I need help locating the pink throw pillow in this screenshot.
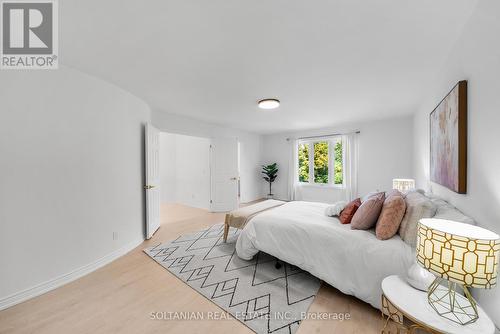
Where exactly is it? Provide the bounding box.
[376,195,407,240]
[351,192,385,230]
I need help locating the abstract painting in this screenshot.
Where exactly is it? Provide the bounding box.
[430,81,467,193]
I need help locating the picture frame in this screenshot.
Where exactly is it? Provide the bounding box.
[429,80,467,194]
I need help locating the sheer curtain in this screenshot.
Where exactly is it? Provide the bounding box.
[287,139,298,201]
[343,132,359,201]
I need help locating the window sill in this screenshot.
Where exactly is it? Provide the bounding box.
[297,183,345,190]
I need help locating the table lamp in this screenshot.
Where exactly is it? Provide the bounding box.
[392,178,415,192]
[416,218,500,325]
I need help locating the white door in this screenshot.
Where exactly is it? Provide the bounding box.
[210,137,239,212]
[145,123,161,239]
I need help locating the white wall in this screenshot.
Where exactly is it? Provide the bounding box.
[413,1,500,326]
[159,132,211,210]
[262,116,414,203]
[159,133,177,203]
[0,66,150,306]
[152,110,263,203]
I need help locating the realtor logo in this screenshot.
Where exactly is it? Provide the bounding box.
[1,0,58,69]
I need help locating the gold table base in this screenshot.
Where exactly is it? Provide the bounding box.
[381,294,442,334]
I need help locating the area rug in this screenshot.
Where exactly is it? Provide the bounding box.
[144,223,321,334]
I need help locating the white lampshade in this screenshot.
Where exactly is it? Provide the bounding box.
[392,178,415,192]
[416,218,500,288]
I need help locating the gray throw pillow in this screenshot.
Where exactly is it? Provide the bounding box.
[426,196,475,225]
[398,192,437,247]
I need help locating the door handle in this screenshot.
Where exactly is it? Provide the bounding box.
[144,185,156,189]
[230,177,237,181]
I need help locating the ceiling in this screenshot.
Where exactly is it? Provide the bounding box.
[61,0,478,134]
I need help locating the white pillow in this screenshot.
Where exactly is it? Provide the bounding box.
[324,201,348,217]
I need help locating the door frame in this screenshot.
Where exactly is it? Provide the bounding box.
[145,123,161,239]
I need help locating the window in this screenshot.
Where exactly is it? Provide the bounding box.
[298,143,309,182]
[314,141,328,183]
[297,137,344,187]
[333,140,343,185]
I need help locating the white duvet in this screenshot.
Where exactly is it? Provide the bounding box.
[235,201,415,309]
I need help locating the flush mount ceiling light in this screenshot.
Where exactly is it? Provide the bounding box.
[258,98,280,110]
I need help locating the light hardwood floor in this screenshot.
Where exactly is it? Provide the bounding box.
[0,203,390,334]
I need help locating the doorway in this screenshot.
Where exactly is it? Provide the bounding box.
[156,132,241,227]
[158,132,211,222]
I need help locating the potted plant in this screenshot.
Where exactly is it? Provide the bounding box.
[262,163,278,199]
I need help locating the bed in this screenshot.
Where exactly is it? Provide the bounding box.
[235,200,415,309]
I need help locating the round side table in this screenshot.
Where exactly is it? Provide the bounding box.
[381,275,495,334]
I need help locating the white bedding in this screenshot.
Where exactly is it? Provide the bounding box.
[235,201,415,309]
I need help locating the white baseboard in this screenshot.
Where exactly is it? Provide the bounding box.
[0,237,144,311]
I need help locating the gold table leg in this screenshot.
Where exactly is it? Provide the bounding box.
[223,214,230,242]
[381,294,406,334]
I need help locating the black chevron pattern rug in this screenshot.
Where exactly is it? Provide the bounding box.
[144,223,321,334]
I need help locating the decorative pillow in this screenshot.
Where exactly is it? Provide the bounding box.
[376,195,407,240]
[339,198,361,224]
[432,201,475,225]
[325,201,348,217]
[398,192,437,247]
[385,189,404,199]
[406,188,426,196]
[351,192,385,230]
[361,191,385,203]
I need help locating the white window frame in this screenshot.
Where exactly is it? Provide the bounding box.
[297,136,345,188]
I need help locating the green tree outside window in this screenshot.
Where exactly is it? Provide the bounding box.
[314,142,328,183]
[297,139,343,186]
[298,143,309,182]
[334,141,343,185]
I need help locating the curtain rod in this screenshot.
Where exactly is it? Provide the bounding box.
[286,130,360,141]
